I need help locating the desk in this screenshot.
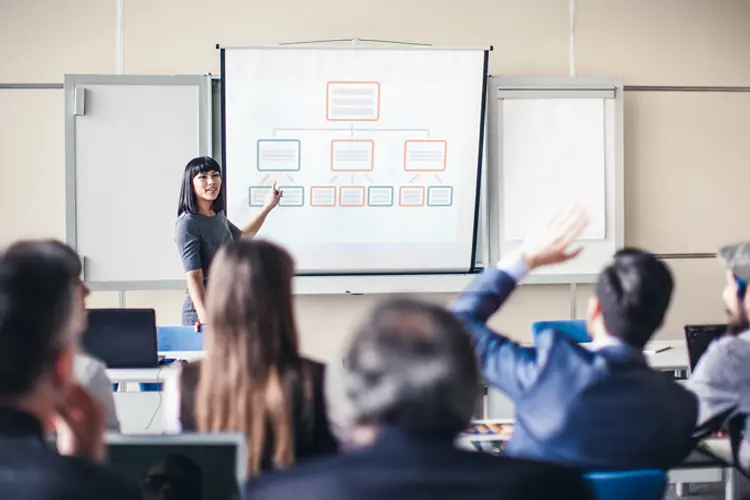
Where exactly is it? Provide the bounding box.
[106,350,203,384]
[107,351,199,434]
[642,340,690,374]
[107,342,692,434]
[107,342,690,385]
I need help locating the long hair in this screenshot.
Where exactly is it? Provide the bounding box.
[177,157,226,217]
[195,239,312,476]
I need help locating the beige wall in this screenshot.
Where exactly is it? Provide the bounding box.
[1,0,749,361]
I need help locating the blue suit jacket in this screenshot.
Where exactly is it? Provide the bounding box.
[450,267,698,470]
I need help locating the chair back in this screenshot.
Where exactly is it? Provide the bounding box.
[584,469,667,500]
[531,319,590,343]
[157,326,204,352]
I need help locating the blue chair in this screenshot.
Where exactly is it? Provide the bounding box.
[157,326,204,352]
[139,326,204,392]
[584,470,667,500]
[531,319,590,343]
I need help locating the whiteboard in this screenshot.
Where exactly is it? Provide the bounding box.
[222,47,489,274]
[490,77,624,283]
[65,75,212,290]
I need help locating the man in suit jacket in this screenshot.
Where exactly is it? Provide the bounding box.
[450,207,697,470]
[246,298,592,500]
[0,240,140,499]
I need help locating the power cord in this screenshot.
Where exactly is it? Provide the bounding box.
[145,364,166,431]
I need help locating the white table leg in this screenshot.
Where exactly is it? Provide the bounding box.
[675,483,689,497]
[725,467,739,500]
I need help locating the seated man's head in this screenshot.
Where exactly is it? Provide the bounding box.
[717,242,750,333]
[0,240,88,417]
[586,249,674,349]
[340,297,480,445]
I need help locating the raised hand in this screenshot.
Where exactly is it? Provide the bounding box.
[264,181,284,210]
[520,205,590,269]
[54,384,107,462]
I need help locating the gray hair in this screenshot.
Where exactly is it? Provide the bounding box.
[338,297,480,436]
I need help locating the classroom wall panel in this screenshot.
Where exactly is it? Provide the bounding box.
[574,284,595,321]
[294,294,381,363]
[624,92,750,253]
[126,290,185,326]
[292,284,571,363]
[123,0,569,76]
[0,0,115,82]
[87,292,123,309]
[576,0,750,85]
[660,259,727,338]
[0,90,65,245]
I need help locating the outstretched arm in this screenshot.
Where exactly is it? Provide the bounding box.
[450,206,590,400]
[241,182,283,237]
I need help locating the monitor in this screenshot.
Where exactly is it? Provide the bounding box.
[82,309,159,368]
[105,433,246,500]
[684,324,728,371]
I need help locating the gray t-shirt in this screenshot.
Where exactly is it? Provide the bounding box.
[175,211,241,313]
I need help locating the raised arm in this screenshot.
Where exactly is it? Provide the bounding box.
[240,182,283,237]
[449,206,589,400]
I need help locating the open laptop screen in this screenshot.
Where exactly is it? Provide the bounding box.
[105,434,245,500]
[684,324,728,371]
[82,309,159,368]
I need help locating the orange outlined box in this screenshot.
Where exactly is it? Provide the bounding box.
[310,186,337,207]
[326,82,381,122]
[330,140,375,172]
[399,186,426,207]
[339,186,366,207]
[404,140,448,172]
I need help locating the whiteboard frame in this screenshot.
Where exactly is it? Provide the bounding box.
[488,77,624,284]
[64,74,213,291]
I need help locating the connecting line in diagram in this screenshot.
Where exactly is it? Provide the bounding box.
[249,81,454,209]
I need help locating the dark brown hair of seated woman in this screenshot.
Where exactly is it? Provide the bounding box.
[191,239,338,477]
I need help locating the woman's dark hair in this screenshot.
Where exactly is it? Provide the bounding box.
[196,239,316,476]
[0,240,82,398]
[177,157,225,217]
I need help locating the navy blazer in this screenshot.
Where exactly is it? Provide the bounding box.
[243,428,592,500]
[450,266,698,470]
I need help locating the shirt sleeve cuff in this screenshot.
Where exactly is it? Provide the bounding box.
[497,253,531,282]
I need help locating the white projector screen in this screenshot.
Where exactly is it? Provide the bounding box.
[222,47,488,274]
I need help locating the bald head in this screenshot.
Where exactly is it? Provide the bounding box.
[341,298,480,437]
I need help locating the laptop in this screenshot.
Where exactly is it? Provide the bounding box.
[684,324,728,372]
[105,433,246,500]
[81,309,159,368]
